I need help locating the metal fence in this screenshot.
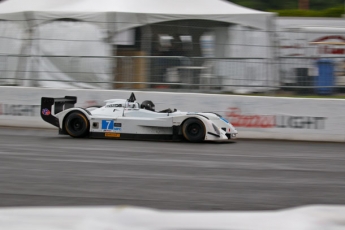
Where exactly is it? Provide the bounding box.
[0,54,277,93]
[0,54,344,95]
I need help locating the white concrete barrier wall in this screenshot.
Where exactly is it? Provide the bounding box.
[0,86,345,142]
[1,205,345,230]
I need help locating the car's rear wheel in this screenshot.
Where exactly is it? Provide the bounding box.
[64,112,89,138]
[182,118,206,142]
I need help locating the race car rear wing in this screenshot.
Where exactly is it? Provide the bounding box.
[41,96,77,127]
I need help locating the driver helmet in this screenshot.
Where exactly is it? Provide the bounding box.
[141,100,155,111]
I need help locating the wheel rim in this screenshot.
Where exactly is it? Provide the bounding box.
[187,123,201,136]
[70,118,84,131]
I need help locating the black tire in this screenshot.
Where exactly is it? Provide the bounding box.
[64,112,89,138]
[182,118,206,142]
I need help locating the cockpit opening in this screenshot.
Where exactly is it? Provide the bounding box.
[127,92,176,113]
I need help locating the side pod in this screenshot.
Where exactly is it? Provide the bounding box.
[41,96,77,127]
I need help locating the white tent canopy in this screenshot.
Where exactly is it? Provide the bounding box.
[0,0,275,31]
[0,0,275,89]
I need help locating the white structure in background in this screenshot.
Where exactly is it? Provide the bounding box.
[113,29,135,46]
[25,21,112,89]
[202,24,275,94]
[0,0,275,89]
[212,17,345,93]
[276,17,345,85]
[200,33,215,58]
[0,0,113,89]
[0,21,25,86]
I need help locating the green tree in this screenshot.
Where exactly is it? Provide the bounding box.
[229,0,296,10]
[228,0,344,11]
[310,0,344,10]
[271,5,344,17]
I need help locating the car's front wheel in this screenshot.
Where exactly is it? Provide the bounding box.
[182,118,206,142]
[64,112,89,138]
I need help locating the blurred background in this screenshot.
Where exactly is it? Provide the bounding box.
[0,0,344,96]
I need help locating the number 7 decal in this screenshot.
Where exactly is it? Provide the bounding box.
[101,120,114,130]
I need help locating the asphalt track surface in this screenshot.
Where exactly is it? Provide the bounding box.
[0,127,344,211]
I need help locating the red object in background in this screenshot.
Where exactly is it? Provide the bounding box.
[299,0,309,10]
[226,107,275,128]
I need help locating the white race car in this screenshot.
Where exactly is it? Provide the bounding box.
[41,93,237,142]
